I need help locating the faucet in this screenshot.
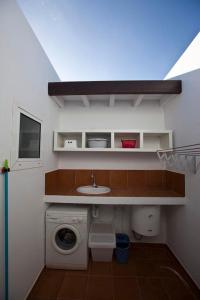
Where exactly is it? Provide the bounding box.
[91,171,98,188]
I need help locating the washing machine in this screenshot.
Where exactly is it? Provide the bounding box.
[46,204,90,270]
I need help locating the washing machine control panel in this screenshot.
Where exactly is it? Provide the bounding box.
[71,217,83,223]
[47,214,86,224]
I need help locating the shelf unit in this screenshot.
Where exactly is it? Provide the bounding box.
[54,130,172,152]
[48,80,182,108]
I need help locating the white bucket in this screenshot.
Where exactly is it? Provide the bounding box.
[87,138,107,148]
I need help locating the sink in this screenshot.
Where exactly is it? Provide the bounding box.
[76,185,111,195]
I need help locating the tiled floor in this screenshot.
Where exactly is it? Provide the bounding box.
[28,244,200,300]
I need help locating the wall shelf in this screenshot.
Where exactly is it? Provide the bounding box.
[54,130,172,153]
[48,80,182,108]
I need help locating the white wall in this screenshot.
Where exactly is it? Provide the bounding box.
[163,68,200,287]
[165,32,200,79]
[0,0,60,299]
[58,102,165,169]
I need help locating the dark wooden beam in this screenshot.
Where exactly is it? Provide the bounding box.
[48,80,182,96]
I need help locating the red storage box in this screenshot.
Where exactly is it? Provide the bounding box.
[121,139,137,148]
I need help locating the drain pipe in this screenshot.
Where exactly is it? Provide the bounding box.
[92,205,99,219]
[2,160,10,300]
[132,230,143,241]
[160,266,197,299]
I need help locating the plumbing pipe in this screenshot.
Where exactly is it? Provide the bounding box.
[132,230,143,241]
[92,205,99,218]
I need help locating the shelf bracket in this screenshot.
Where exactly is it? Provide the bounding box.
[160,95,176,107]
[191,156,200,174]
[51,96,65,108]
[109,95,115,107]
[134,95,144,107]
[81,95,90,107]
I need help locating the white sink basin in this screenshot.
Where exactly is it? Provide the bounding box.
[76,185,111,195]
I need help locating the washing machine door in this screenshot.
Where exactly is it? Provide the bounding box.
[52,224,81,255]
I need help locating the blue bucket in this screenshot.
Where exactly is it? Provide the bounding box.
[115,233,130,264]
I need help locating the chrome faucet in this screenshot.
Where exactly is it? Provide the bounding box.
[91,171,97,187]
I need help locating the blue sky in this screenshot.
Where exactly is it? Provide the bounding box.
[17,0,200,81]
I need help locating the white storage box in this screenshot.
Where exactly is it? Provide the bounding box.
[87,138,107,148]
[64,139,78,148]
[89,223,116,262]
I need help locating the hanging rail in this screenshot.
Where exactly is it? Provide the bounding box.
[157,143,200,174]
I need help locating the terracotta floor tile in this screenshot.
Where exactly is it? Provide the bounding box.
[144,245,175,261]
[161,277,198,300]
[68,262,90,276]
[138,278,169,300]
[27,246,200,300]
[135,260,160,277]
[86,276,114,300]
[130,245,150,260]
[114,277,141,300]
[57,274,87,300]
[131,244,173,262]
[89,262,112,276]
[28,269,65,300]
[68,269,90,276]
[112,260,137,277]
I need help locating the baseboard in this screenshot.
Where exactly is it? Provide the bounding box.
[130,242,166,247]
[165,242,200,291]
[24,265,45,300]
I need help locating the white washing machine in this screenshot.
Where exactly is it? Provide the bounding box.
[46,205,90,270]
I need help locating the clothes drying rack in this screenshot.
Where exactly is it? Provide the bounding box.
[157,143,200,174]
